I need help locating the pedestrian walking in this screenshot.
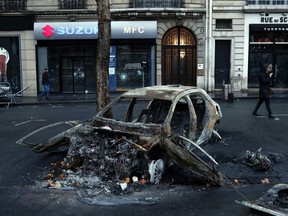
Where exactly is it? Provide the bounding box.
[39,68,50,100]
[252,64,276,118]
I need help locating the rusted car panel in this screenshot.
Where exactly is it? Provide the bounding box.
[17,85,224,185]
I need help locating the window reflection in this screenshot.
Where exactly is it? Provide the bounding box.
[249,30,288,88]
[0,36,20,93]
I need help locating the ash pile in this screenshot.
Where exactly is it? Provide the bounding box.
[38,125,166,205]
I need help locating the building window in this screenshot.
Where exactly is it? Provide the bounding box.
[246,0,288,4]
[37,43,154,93]
[247,0,256,4]
[272,0,285,4]
[116,45,152,90]
[259,0,272,4]
[131,0,181,8]
[248,25,288,88]
[0,0,26,12]
[0,36,21,93]
[216,19,232,30]
[59,0,86,9]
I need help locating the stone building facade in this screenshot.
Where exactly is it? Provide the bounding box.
[0,0,287,96]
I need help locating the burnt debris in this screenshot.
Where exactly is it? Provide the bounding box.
[17,85,225,199]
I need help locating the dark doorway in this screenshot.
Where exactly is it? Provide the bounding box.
[215,40,231,89]
[162,27,197,86]
[60,57,96,93]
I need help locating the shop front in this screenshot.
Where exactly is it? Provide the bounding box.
[34,21,157,94]
[247,13,288,88]
[0,16,34,94]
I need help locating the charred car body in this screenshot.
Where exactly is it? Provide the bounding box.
[17,85,225,186]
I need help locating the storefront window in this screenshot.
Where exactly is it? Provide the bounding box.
[248,25,288,88]
[115,45,152,90]
[37,43,155,93]
[37,45,97,94]
[0,36,20,93]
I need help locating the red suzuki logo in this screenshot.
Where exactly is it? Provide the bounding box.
[42,25,54,38]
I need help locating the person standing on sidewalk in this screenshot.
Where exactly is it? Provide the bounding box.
[252,64,276,118]
[39,68,50,100]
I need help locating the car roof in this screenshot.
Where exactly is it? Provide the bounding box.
[121,85,204,101]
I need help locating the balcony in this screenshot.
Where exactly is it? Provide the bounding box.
[0,0,26,12]
[247,0,288,5]
[59,0,86,9]
[131,0,182,8]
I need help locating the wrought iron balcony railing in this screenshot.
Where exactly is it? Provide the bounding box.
[247,0,288,5]
[0,0,26,12]
[131,0,182,8]
[59,0,86,9]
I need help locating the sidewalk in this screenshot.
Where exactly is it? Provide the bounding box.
[12,93,121,105]
[9,89,288,106]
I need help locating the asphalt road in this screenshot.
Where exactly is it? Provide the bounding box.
[1,98,288,216]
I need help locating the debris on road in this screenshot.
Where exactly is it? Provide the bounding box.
[243,147,271,170]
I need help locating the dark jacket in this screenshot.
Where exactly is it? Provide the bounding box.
[42,71,49,85]
[258,72,272,99]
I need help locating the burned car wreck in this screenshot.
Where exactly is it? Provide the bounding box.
[17,85,225,188]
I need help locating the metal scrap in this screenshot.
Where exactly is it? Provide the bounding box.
[243,147,271,170]
[17,85,225,189]
[236,184,288,216]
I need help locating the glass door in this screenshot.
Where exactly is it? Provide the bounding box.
[73,58,85,93]
[61,57,85,93]
[61,57,73,93]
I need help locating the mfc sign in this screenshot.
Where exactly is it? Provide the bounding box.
[34,21,157,40]
[124,26,145,34]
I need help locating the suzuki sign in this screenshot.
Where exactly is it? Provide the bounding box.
[34,21,157,40]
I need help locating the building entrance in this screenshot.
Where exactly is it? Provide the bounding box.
[162,27,197,86]
[215,40,231,89]
[61,57,96,93]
